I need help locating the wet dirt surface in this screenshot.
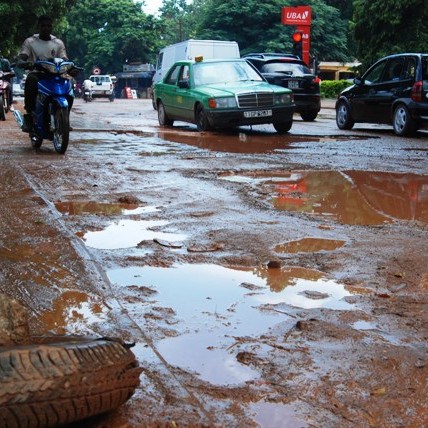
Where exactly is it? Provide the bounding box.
[0,99,427,426]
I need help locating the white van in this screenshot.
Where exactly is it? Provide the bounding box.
[152,39,240,86]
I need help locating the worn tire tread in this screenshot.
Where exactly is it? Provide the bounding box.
[0,337,141,427]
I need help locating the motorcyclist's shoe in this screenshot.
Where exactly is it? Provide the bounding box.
[21,114,33,133]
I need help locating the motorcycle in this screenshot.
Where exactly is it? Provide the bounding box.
[83,87,92,102]
[0,70,15,121]
[14,58,82,154]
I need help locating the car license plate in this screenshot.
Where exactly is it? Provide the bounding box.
[288,80,299,89]
[244,110,272,118]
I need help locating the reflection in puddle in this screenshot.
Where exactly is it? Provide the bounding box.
[82,219,187,249]
[38,290,109,334]
[157,130,318,154]
[275,237,346,253]
[247,400,309,428]
[108,264,355,385]
[220,170,428,225]
[55,200,159,216]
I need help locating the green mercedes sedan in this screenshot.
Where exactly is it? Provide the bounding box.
[153,58,296,133]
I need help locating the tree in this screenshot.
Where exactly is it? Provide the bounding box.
[62,0,161,74]
[354,0,428,70]
[0,0,78,58]
[193,0,351,61]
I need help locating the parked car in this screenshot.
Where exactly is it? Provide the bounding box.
[152,39,240,109]
[89,74,115,101]
[153,57,295,133]
[243,53,321,121]
[336,53,428,136]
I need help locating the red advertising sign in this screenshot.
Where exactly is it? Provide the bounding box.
[282,6,312,26]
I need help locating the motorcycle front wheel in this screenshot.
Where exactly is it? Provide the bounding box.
[53,107,70,154]
[0,95,5,121]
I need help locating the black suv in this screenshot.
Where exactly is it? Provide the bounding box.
[336,53,428,136]
[244,53,321,121]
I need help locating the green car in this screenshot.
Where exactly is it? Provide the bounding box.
[153,58,296,133]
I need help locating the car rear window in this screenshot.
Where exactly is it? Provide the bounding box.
[422,57,428,80]
[261,62,311,76]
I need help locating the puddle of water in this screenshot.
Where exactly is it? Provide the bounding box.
[38,290,109,334]
[220,170,428,225]
[108,264,355,385]
[275,237,346,253]
[55,200,159,216]
[353,320,377,330]
[82,219,187,249]
[157,130,319,154]
[247,400,309,428]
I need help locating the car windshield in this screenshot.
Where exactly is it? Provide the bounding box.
[193,61,263,86]
[261,62,311,76]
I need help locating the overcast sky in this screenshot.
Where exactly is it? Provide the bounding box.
[142,0,163,15]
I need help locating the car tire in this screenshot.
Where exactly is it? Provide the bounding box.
[336,101,354,130]
[393,104,418,136]
[196,104,211,132]
[273,121,292,133]
[300,110,318,121]
[0,336,141,427]
[158,101,174,126]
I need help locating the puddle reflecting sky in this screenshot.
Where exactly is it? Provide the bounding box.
[275,237,346,253]
[220,170,428,225]
[108,264,355,385]
[55,201,159,216]
[82,219,187,249]
[38,290,109,335]
[247,400,309,428]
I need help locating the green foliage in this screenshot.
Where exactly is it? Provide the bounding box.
[0,0,78,58]
[320,80,353,99]
[62,0,160,75]
[354,0,428,70]
[192,0,353,61]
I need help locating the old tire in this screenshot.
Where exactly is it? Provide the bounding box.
[158,101,174,126]
[273,121,292,133]
[196,104,211,131]
[0,336,142,427]
[336,100,354,130]
[393,104,417,136]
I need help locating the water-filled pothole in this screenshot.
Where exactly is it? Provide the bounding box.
[108,264,357,385]
[81,219,187,249]
[38,290,109,334]
[220,170,428,225]
[275,237,346,253]
[55,200,159,216]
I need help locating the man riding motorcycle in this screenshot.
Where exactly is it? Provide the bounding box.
[18,15,68,132]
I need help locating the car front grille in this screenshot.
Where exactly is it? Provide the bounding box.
[237,92,274,108]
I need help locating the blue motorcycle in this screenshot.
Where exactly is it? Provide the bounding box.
[14,58,81,154]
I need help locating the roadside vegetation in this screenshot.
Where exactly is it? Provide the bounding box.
[1,0,427,77]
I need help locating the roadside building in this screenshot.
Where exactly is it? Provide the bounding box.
[114,63,155,99]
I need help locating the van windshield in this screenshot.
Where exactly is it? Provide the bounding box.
[193,61,263,86]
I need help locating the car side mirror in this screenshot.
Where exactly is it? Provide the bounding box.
[178,79,190,89]
[354,77,363,85]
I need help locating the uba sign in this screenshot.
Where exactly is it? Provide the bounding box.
[281,6,312,26]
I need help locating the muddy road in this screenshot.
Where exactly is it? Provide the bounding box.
[0,98,427,427]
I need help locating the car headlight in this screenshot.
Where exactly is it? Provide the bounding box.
[208,97,237,109]
[274,93,293,105]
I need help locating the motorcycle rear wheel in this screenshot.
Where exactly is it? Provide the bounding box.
[53,107,70,154]
[0,336,142,427]
[0,95,5,121]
